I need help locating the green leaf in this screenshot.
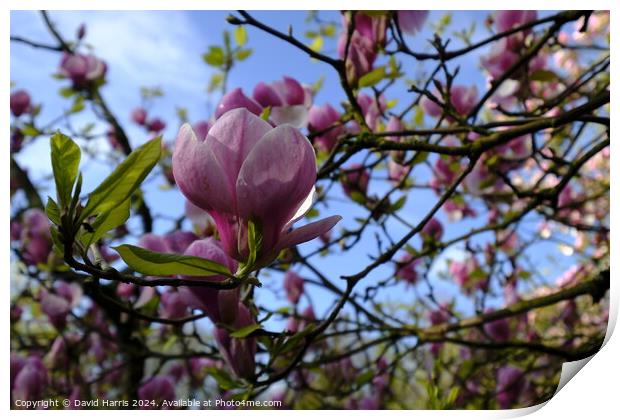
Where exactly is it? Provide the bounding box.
[234,48,252,61]
[113,244,232,277]
[45,197,61,226]
[203,46,225,67]
[70,96,85,113]
[530,69,558,82]
[50,132,81,208]
[229,323,262,338]
[390,196,407,212]
[244,219,263,271]
[358,66,386,88]
[207,73,224,93]
[81,199,130,247]
[259,106,271,121]
[81,136,161,221]
[234,26,247,46]
[204,367,239,390]
[309,35,323,52]
[21,124,40,137]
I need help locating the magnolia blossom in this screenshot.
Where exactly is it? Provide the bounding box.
[496,366,527,408]
[421,85,478,119]
[59,53,107,87]
[138,376,176,404]
[40,281,82,329]
[337,13,386,84]
[284,271,305,304]
[11,356,48,402]
[173,108,341,267]
[214,303,257,379]
[253,76,312,127]
[215,87,262,119]
[180,238,239,324]
[130,107,148,125]
[10,90,31,117]
[397,11,429,35]
[308,103,343,152]
[394,252,420,285]
[449,258,487,294]
[14,209,52,266]
[421,217,444,242]
[483,316,511,342]
[341,164,370,200]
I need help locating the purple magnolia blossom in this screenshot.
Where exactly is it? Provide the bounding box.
[395,252,420,284]
[10,89,31,117]
[138,231,197,255]
[388,160,409,185]
[146,117,166,133]
[341,163,370,199]
[17,208,52,266]
[422,85,478,119]
[130,107,148,125]
[495,10,537,49]
[192,120,211,141]
[253,76,311,128]
[215,87,262,119]
[287,305,316,332]
[138,376,176,404]
[483,316,511,342]
[179,238,239,324]
[337,13,386,84]
[59,53,107,87]
[397,11,429,35]
[449,258,487,294]
[308,103,344,152]
[11,356,48,402]
[40,281,82,329]
[214,303,257,379]
[283,270,304,304]
[421,217,444,242]
[496,366,527,408]
[172,108,341,267]
[159,288,190,319]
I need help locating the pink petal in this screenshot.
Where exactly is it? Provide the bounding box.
[276,215,341,251]
[236,125,317,252]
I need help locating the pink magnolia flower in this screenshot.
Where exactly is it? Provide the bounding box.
[185,199,214,232]
[59,53,107,87]
[11,356,48,402]
[180,238,239,324]
[422,85,478,119]
[483,316,511,342]
[496,366,527,409]
[159,288,190,319]
[421,217,444,242]
[18,208,52,266]
[341,163,370,199]
[337,12,386,84]
[192,120,211,141]
[130,107,148,125]
[146,117,166,133]
[10,90,31,117]
[215,87,262,119]
[284,270,304,304]
[138,231,197,255]
[388,160,409,185]
[253,76,312,128]
[138,376,175,405]
[395,252,420,284]
[172,108,341,267]
[40,281,82,329]
[397,11,429,35]
[449,258,487,294]
[481,38,520,80]
[495,10,537,49]
[286,305,316,332]
[308,103,344,152]
[356,93,386,131]
[214,303,257,379]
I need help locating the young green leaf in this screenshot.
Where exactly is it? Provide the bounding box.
[81,199,130,247]
[229,323,262,338]
[234,26,247,46]
[81,137,161,222]
[113,244,232,277]
[358,66,386,88]
[50,132,81,208]
[45,197,61,226]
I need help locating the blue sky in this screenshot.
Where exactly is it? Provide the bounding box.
[10,10,584,331]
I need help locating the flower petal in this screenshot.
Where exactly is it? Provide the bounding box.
[276,215,341,251]
[236,125,317,252]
